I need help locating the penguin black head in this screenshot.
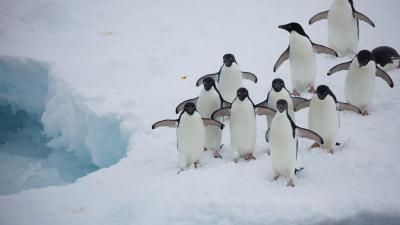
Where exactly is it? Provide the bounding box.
[184,102,196,115]
[203,77,215,91]
[316,85,330,100]
[357,50,375,67]
[237,87,249,101]
[272,78,285,92]
[276,99,288,113]
[278,22,308,37]
[223,54,236,67]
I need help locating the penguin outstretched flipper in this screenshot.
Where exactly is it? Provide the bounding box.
[309,11,328,25]
[336,102,362,114]
[202,118,224,129]
[312,42,338,57]
[211,107,231,119]
[354,11,375,27]
[296,127,324,145]
[152,120,179,129]
[375,68,394,88]
[273,46,289,72]
[255,106,276,117]
[327,61,352,75]
[242,72,258,83]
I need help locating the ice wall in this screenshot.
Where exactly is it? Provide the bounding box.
[0,56,129,194]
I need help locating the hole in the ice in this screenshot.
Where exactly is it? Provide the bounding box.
[0,56,129,195]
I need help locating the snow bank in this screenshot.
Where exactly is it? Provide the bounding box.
[0,56,129,194]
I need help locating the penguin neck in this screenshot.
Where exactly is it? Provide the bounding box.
[223,62,240,72]
[290,31,310,47]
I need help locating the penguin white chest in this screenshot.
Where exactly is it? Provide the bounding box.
[328,1,358,56]
[197,89,222,151]
[218,64,243,103]
[308,96,339,149]
[269,114,296,178]
[230,99,256,156]
[267,90,294,128]
[289,32,316,91]
[345,61,376,110]
[177,113,205,164]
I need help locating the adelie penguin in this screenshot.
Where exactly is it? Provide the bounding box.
[196,54,258,103]
[212,88,275,162]
[327,50,394,116]
[256,78,308,143]
[175,77,231,158]
[372,46,400,71]
[273,22,338,96]
[269,99,324,187]
[295,85,362,154]
[309,0,375,56]
[152,103,224,173]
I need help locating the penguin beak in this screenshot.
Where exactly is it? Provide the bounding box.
[278,24,289,32]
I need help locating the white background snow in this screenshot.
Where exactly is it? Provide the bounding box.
[0,0,400,224]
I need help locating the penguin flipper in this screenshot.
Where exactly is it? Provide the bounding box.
[175,97,199,114]
[202,118,224,129]
[309,11,329,25]
[273,47,290,72]
[256,101,268,108]
[312,43,338,57]
[265,128,270,143]
[293,99,311,112]
[336,102,362,114]
[152,119,179,129]
[242,72,258,83]
[255,106,276,117]
[327,61,351,75]
[355,11,375,27]
[196,73,219,87]
[296,127,324,145]
[292,97,310,112]
[376,67,394,88]
[211,107,231,119]
[221,100,232,108]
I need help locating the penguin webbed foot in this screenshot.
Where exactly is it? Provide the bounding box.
[244,153,256,161]
[272,175,280,182]
[287,179,295,187]
[362,111,369,116]
[307,86,316,94]
[177,168,185,175]
[328,149,335,155]
[213,151,222,159]
[194,161,201,168]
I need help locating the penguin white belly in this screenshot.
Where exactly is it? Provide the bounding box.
[218,64,243,103]
[177,113,205,166]
[230,99,256,157]
[289,32,316,91]
[197,89,222,151]
[308,97,339,149]
[328,3,358,56]
[269,115,296,178]
[267,90,294,128]
[345,61,376,110]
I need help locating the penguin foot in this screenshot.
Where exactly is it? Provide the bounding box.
[267,149,270,156]
[291,89,300,96]
[213,151,222,159]
[204,147,208,151]
[308,86,316,93]
[177,168,184,175]
[310,142,320,148]
[287,179,295,187]
[244,153,256,161]
[233,158,239,163]
[194,161,201,168]
[362,111,369,116]
[272,175,280,181]
[328,149,335,155]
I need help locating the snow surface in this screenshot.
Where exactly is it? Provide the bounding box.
[0,0,400,224]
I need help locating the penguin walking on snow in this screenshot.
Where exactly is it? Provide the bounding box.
[269,100,324,187]
[175,77,231,158]
[196,54,258,103]
[309,0,375,57]
[295,85,362,154]
[212,88,275,162]
[327,50,394,116]
[152,103,224,173]
[274,22,338,96]
[372,46,400,71]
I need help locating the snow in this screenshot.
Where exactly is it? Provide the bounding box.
[0,0,400,224]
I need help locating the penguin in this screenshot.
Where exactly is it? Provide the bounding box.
[309,0,375,56]
[372,46,400,71]
[327,50,394,116]
[175,77,231,158]
[196,54,258,103]
[152,102,224,173]
[269,99,324,187]
[273,22,338,96]
[294,85,362,154]
[212,88,275,161]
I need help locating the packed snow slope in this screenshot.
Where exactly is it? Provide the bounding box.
[0,0,400,224]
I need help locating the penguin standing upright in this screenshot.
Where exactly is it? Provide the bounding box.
[372,46,400,71]
[212,88,275,161]
[295,85,362,154]
[327,50,394,115]
[273,22,338,96]
[269,100,324,187]
[152,103,224,173]
[196,54,258,103]
[175,78,230,158]
[309,0,375,56]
